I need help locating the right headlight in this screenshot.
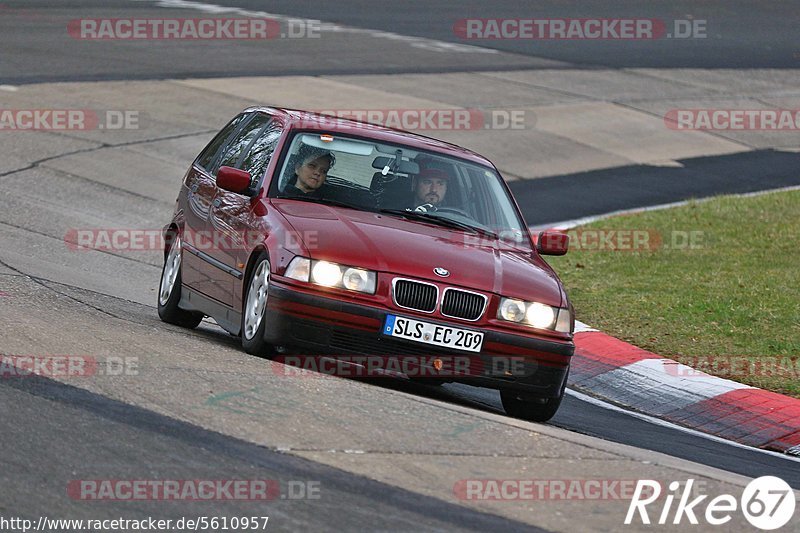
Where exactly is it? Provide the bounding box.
[285,257,376,294]
[498,297,571,333]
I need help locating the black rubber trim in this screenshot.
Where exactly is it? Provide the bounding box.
[183,243,243,279]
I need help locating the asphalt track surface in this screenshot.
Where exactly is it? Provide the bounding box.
[0,376,539,532]
[513,149,800,225]
[440,385,800,489]
[2,1,800,530]
[201,0,800,69]
[4,0,800,81]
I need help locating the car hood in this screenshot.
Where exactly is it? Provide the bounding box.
[274,201,564,306]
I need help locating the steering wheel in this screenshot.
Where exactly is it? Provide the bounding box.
[432,206,473,219]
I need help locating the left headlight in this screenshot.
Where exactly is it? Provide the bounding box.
[285,257,376,294]
[498,297,571,333]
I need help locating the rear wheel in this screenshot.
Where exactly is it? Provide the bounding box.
[241,255,275,357]
[157,233,203,328]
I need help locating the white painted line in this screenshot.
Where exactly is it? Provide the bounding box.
[626,358,752,396]
[566,388,800,464]
[574,357,753,416]
[574,320,598,333]
[728,183,800,199]
[0,85,18,92]
[645,159,685,168]
[138,0,496,54]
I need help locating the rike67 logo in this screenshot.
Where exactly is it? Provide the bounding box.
[626,476,796,530]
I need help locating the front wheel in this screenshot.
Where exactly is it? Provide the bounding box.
[500,370,569,423]
[241,255,275,357]
[157,233,203,328]
[500,390,564,422]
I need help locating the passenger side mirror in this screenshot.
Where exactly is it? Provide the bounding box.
[216,166,252,194]
[536,230,569,256]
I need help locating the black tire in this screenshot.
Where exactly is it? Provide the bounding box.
[500,369,569,422]
[157,233,203,329]
[500,391,563,422]
[241,254,275,357]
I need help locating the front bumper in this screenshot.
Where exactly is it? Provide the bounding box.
[263,280,573,398]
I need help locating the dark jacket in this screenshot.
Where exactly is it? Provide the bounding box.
[282,178,329,198]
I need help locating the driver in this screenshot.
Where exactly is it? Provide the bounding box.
[411,168,449,211]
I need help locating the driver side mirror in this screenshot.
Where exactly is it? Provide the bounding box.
[216,166,252,194]
[536,230,569,256]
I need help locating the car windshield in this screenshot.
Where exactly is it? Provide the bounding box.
[270,132,531,248]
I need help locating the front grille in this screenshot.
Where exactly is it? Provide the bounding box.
[441,289,486,321]
[393,279,437,313]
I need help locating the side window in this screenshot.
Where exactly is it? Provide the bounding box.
[213,113,271,174]
[196,113,250,172]
[465,167,491,226]
[241,121,282,183]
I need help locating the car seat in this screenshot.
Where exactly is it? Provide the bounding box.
[370,172,412,210]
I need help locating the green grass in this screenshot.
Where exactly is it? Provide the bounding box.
[547,189,800,398]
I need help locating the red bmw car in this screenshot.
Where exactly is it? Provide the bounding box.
[158,107,574,421]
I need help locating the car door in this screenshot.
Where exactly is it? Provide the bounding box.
[181,112,252,298]
[202,112,276,307]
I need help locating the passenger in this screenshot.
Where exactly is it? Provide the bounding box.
[283,146,336,197]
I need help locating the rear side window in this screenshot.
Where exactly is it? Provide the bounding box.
[213,114,272,174]
[241,121,283,183]
[195,113,249,172]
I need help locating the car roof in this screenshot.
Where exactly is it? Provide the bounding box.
[242,106,496,169]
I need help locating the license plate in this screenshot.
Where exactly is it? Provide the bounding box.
[382,315,484,353]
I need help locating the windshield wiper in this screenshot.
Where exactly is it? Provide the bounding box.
[379,209,499,238]
[276,195,359,210]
